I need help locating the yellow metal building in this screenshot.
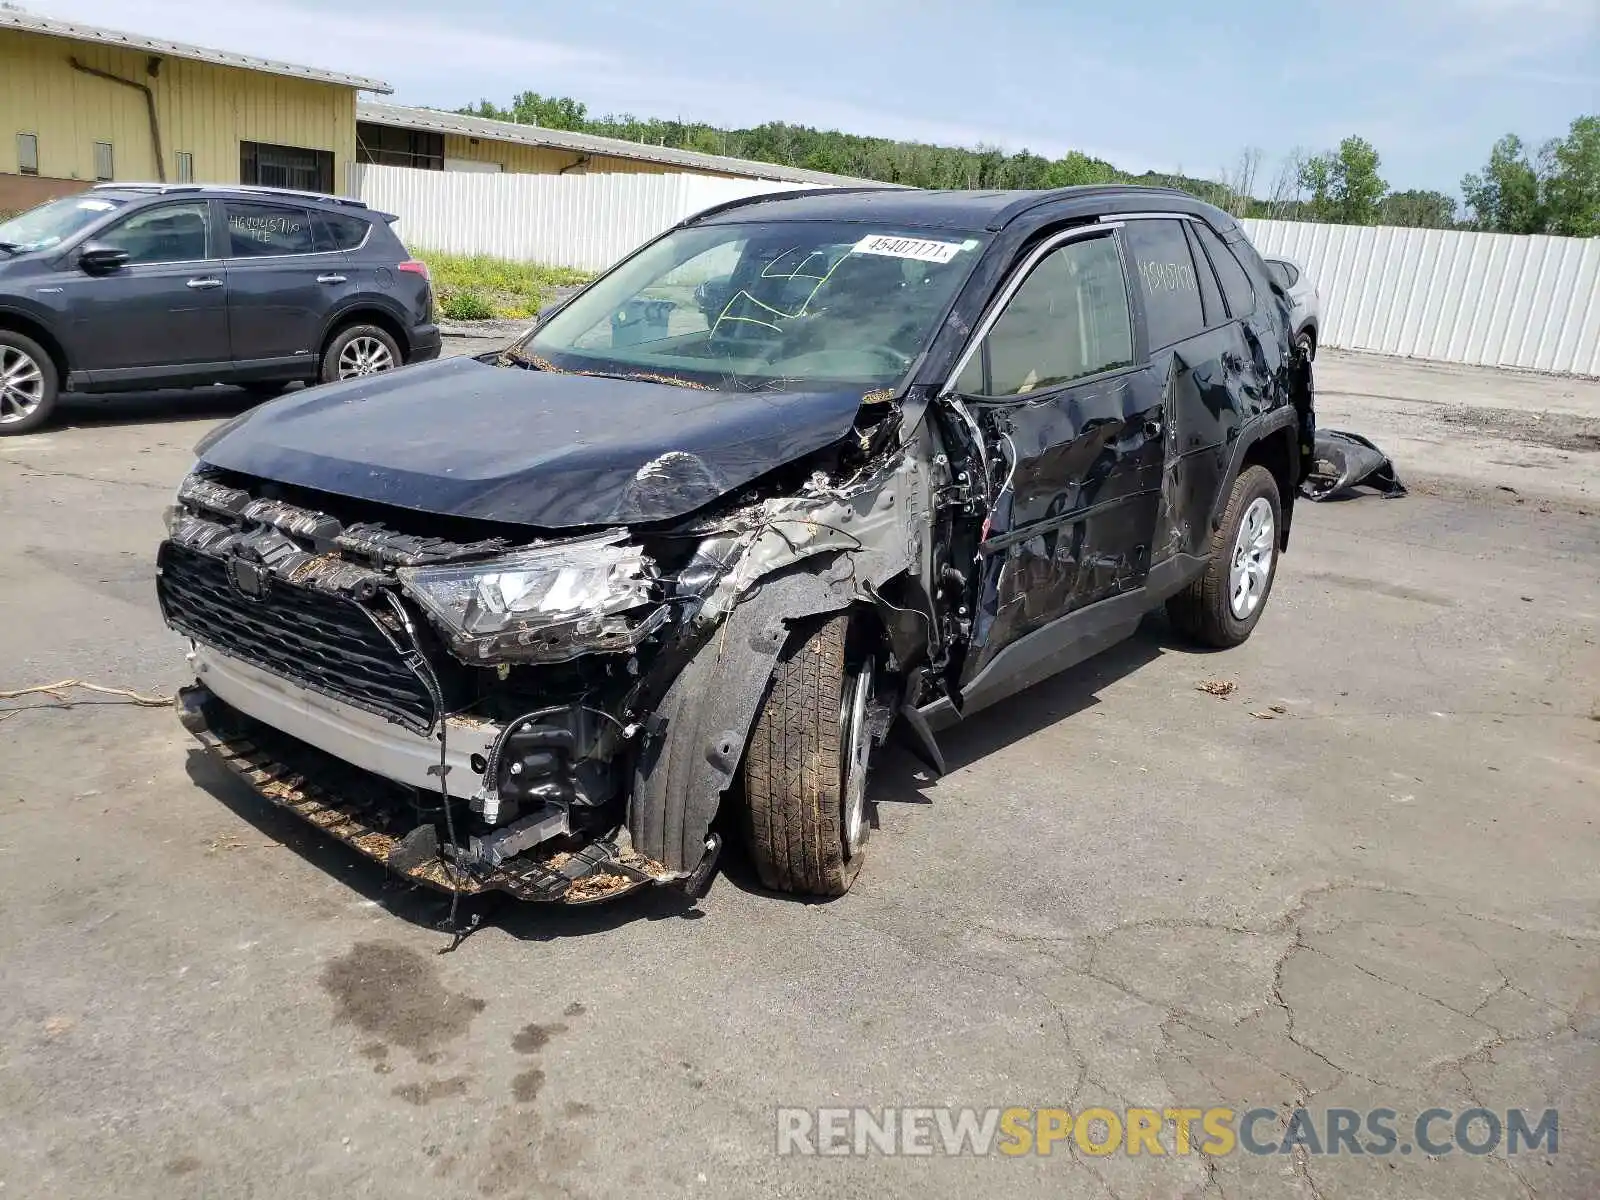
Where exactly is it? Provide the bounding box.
[0,10,390,212]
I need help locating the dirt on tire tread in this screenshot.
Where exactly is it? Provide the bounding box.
[743,614,858,896]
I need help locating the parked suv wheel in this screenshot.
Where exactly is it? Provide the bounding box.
[322,324,401,384]
[0,331,59,436]
[742,613,876,897]
[1167,464,1282,648]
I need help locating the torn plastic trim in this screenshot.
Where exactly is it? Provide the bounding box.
[696,450,929,622]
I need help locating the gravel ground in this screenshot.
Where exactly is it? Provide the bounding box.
[0,348,1596,1199]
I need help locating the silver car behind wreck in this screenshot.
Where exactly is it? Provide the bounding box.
[159,184,1313,904]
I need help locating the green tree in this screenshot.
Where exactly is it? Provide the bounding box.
[1298,136,1387,225]
[1461,134,1545,233]
[1541,115,1600,238]
[1380,189,1459,228]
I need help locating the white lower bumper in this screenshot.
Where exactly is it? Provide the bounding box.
[188,644,501,792]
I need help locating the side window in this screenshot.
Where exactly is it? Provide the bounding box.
[1122,219,1204,349]
[1194,223,1256,318]
[318,212,371,252]
[1183,223,1226,327]
[96,201,209,264]
[960,234,1133,397]
[225,202,317,257]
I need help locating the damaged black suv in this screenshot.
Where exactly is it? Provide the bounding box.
[158,185,1314,905]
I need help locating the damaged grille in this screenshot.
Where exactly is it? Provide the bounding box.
[157,542,435,730]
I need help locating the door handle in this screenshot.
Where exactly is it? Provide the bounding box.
[186,277,223,290]
[316,274,348,284]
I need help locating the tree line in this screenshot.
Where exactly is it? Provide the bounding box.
[455,94,1599,236]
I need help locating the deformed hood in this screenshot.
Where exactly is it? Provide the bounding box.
[197,356,870,528]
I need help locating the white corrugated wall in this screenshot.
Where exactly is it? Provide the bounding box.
[351,167,1600,376]
[1241,219,1600,376]
[353,164,818,273]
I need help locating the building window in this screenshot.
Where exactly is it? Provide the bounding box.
[239,141,335,194]
[93,141,114,181]
[356,122,444,171]
[176,151,194,183]
[17,133,38,176]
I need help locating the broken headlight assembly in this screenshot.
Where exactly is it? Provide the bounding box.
[397,532,668,663]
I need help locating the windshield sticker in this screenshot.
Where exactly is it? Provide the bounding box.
[77,200,116,212]
[852,234,965,264]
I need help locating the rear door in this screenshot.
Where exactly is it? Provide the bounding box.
[1119,216,1244,565]
[950,224,1164,680]
[58,198,229,376]
[220,199,357,368]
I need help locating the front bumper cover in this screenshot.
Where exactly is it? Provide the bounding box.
[177,684,679,904]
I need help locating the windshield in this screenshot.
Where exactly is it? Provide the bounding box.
[0,194,126,253]
[516,220,987,392]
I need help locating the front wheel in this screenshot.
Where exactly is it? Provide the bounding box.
[742,613,876,897]
[1167,464,1282,648]
[321,324,401,384]
[0,331,60,436]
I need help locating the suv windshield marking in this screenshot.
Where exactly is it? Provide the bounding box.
[521,220,988,395]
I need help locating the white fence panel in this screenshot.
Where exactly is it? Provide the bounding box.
[1242,218,1600,376]
[353,164,813,273]
[351,167,1599,375]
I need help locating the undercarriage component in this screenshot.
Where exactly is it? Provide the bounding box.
[177,686,680,904]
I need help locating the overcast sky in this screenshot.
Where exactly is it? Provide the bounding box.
[25,0,1600,195]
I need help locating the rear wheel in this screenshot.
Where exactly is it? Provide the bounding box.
[0,331,59,436]
[321,324,400,384]
[742,613,876,897]
[1167,465,1282,648]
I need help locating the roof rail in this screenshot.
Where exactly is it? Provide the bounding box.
[987,183,1217,230]
[90,182,205,194]
[89,181,368,209]
[230,185,369,209]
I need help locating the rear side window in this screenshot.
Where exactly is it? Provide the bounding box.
[957,233,1133,397]
[317,211,371,252]
[1194,223,1256,317]
[1122,220,1204,349]
[1183,224,1227,327]
[225,202,317,257]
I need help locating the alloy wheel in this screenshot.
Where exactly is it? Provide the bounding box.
[337,336,396,379]
[1228,496,1275,619]
[0,345,45,425]
[839,665,875,857]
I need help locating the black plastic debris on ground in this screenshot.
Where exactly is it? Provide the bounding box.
[1301,430,1408,501]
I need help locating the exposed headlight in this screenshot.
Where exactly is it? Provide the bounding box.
[398,533,666,663]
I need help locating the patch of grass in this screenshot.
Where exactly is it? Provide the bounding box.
[417,251,592,321]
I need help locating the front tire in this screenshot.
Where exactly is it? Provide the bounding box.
[742,613,875,897]
[1167,465,1282,648]
[320,324,401,384]
[0,331,60,436]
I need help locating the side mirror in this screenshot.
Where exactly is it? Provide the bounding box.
[79,243,129,275]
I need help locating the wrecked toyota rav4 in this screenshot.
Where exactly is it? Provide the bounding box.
[158,185,1314,904]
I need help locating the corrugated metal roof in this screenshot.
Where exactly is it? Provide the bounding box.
[356,101,891,188]
[1,10,393,93]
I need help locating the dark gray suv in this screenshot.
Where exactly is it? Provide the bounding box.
[0,183,441,435]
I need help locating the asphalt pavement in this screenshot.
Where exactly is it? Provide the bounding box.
[1,347,1596,1199]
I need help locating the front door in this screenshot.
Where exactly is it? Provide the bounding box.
[950,225,1164,682]
[220,199,356,368]
[58,199,229,376]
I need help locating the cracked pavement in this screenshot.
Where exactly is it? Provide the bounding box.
[1,349,1597,1199]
